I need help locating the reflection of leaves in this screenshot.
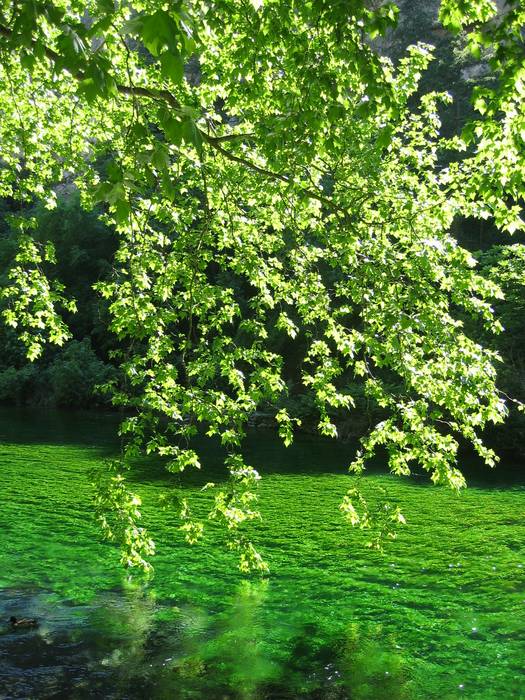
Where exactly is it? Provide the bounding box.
[198,580,278,696]
[340,623,412,700]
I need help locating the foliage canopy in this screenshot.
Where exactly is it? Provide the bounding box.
[0,0,524,570]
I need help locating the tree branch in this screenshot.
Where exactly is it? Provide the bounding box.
[0,22,344,214]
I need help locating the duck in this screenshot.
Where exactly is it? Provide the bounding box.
[9,616,39,629]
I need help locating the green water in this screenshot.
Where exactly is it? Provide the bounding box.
[0,408,523,699]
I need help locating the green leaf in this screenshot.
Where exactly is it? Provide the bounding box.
[162,116,184,145]
[376,125,394,150]
[77,77,100,102]
[141,10,180,56]
[152,146,170,172]
[181,118,202,148]
[160,51,184,83]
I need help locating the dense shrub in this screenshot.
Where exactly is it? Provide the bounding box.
[0,365,39,405]
[45,339,115,407]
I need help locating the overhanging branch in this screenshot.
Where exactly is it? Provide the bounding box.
[0,22,346,215]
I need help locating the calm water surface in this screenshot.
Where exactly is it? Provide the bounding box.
[0,408,523,699]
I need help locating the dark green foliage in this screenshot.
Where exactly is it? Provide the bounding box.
[0,193,118,406]
[0,364,38,405]
[45,338,115,407]
[0,337,114,407]
[30,192,117,355]
[476,245,525,455]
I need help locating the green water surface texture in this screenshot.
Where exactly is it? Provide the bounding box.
[0,408,523,700]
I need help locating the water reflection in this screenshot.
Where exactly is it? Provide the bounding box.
[199,581,279,699]
[0,585,159,698]
[0,583,416,699]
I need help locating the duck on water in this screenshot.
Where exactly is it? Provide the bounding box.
[9,616,39,629]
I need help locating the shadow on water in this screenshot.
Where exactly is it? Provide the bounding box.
[0,406,120,456]
[0,407,523,488]
[127,430,358,489]
[129,434,525,492]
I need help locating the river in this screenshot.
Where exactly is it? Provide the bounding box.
[0,408,523,699]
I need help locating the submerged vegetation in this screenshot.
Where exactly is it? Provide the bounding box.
[0,0,524,571]
[0,409,523,698]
